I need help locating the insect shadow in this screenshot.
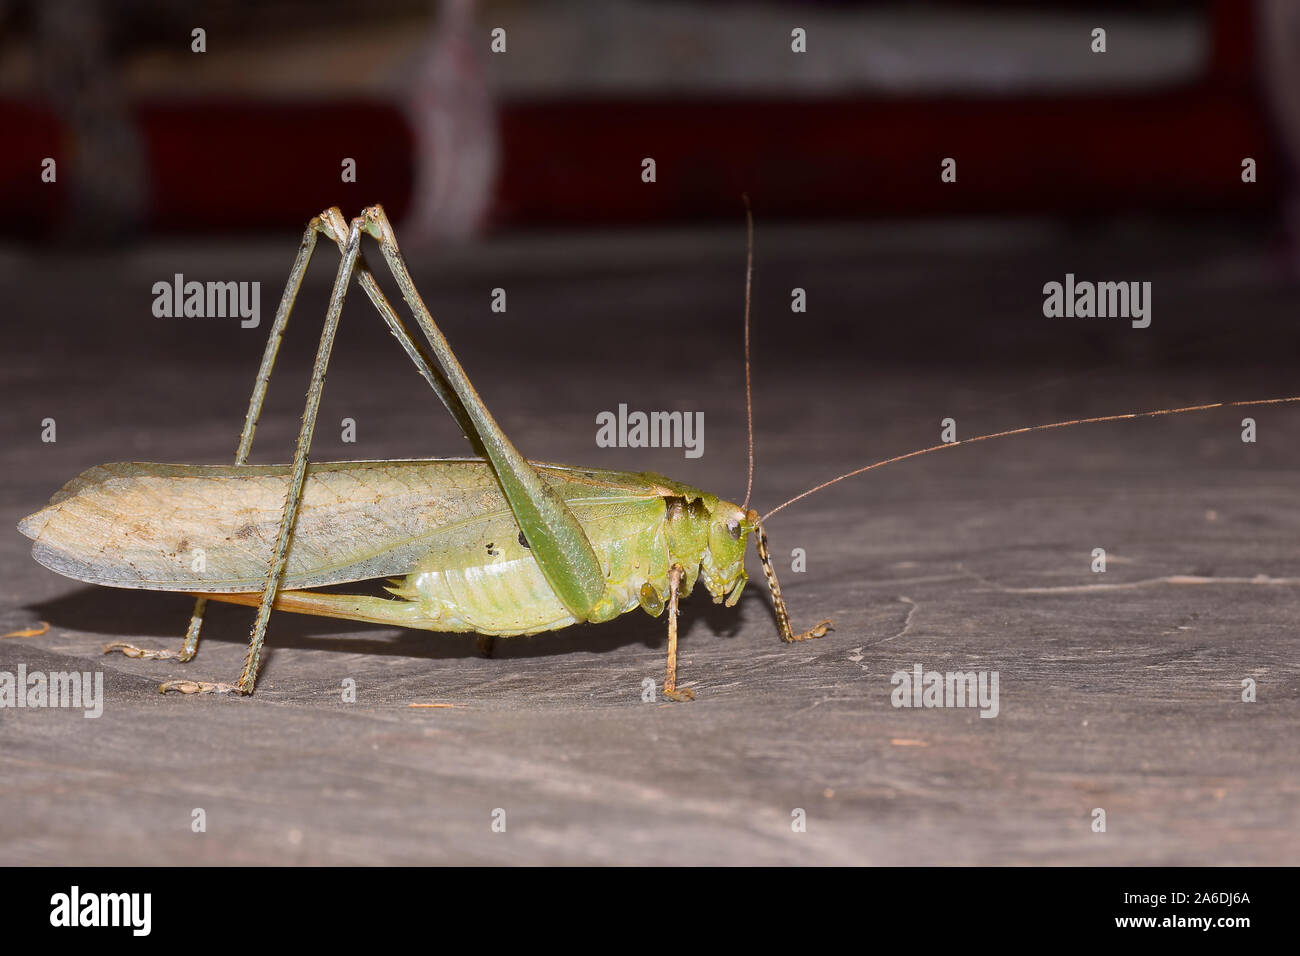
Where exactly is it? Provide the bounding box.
[24,582,755,664]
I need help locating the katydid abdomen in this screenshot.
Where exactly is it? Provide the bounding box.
[389,500,675,635]
[19,458,748,637]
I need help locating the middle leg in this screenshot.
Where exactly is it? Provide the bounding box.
[662,565,695,702]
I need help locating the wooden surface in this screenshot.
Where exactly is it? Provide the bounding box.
[2,221,1298,865]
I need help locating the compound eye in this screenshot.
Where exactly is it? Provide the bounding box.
[725,518,741,539]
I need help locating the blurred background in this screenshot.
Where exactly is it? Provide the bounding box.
[1,0,1296,240]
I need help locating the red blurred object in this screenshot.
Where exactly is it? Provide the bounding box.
[0,0,1284,235]
[494,89,1279,226]
[137,101,416,232]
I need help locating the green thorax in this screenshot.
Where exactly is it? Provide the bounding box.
[644,472,753,607]
[389,468,755,636]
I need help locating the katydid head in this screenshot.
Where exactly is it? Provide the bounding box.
[698,503,755,607]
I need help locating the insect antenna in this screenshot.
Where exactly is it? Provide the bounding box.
[735,197,828,641]
[761,395,1300,522]
[747,394,1300,643]
[741,194,756,511]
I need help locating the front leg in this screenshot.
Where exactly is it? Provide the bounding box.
[754,520,833,643]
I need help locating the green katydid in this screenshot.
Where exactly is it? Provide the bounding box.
[17,203,1300,701]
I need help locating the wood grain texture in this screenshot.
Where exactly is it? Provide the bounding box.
[1,223,1297,865]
